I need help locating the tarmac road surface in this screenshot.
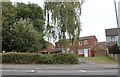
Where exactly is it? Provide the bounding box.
[1,69,119,75]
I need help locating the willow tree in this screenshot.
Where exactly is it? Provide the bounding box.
[44,0,84,50]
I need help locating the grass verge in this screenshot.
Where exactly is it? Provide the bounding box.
[80,56,118,64]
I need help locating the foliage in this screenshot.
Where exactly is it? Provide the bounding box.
[2,2,46,52]
[108,44,120,54]
[44,1,84,49]
[11,19,43,52]
[52,53,79,64]
[2,52,79,64]
[15,2,45,32]
[2,2,17,51]
[92,48,99,53]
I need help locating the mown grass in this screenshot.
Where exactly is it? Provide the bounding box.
[80,56,118,64]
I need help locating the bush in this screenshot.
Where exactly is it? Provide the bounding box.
[2,19,46,52]
[2,52,79,64]
[108,44,120,54]
[52,53,79,64]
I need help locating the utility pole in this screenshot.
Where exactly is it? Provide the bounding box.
[114,0,120,48]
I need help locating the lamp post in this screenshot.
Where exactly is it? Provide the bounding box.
[114,0,120,48]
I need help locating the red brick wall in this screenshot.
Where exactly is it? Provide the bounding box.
[55,36,98,54]
[47,43,54,52]
[95,50,107,56]
[98,42,107,50]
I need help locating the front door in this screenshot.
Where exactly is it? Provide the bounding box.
[84,49,89,57]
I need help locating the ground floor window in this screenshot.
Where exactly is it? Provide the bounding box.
[70,50,74,53]
[78,49,84,54]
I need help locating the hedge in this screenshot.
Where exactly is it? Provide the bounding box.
[108,44,120,54]
[2,52,79,64]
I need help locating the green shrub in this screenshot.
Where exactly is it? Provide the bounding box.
[108,44,120,54]
[52,53,79,64]
[2,52,79,64]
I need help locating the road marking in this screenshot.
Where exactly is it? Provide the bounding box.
[30,70,35,72]
[26,70,36,73]
[35,68,39,70]
[78,70,87,72]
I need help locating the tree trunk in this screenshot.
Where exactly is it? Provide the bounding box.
[63,31,66,53]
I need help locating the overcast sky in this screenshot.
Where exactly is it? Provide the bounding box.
[11,0,120,42]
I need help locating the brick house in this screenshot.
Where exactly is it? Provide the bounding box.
[98,42,107,50]
[105,28,120,59]
[55,35,98,57]
[41,42,54,54]
[105,28,120,47]
[95,42,107,56]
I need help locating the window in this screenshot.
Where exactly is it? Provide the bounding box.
[111,36,115,42]
[71,51,74,53]
[78,50,84,54]
[114,36,118,41]
[107,36,118,42]
[106,37,110,42]
[79,41,82,45]
[84,40,88,45]
[94,42,97,46]
[116,36,119,41]
[100,45,102,48]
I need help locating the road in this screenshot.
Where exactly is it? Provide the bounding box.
[1,59,119,75]
[1,69,118,75]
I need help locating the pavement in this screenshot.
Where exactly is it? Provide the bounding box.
[1,64,118,70]
[1,59,119,75]
[1,59,119,70]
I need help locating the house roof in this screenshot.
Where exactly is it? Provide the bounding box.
[55,35,97,43]
[105,28,120,36]
[98,42,106,44]
[79,35,97,41]
[98,42,106,45]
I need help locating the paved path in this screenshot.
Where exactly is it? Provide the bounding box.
[79,58,97,65]
[1,63,118,70]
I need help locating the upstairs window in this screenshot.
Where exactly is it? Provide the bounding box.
[94,42,97,46]
[99,45,102,48]
[79,41,82,45]
[84,40,88,45]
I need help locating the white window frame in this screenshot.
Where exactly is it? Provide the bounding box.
[79,41,82,45]
[78,50,84,54]
[100,45,102,48]
[84,40,88,45]
[94,42,97,46]
[71,50,74,53]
